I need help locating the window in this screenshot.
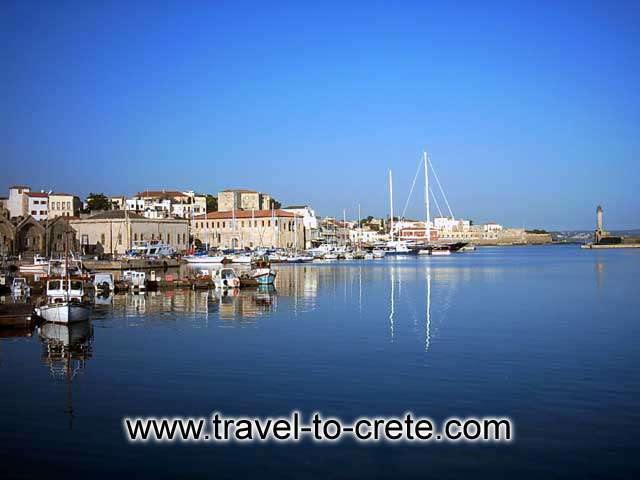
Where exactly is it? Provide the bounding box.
[140,233,144,240]
[151,233,155,240]
[117,233,122,245]
[100,233,106,244]
[167,233,171,243]
[134,233,138,241]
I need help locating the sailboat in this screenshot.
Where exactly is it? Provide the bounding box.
[385,169,412,254]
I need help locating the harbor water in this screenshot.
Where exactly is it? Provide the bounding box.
[1,245,639,478]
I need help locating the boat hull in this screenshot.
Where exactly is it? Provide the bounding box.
[184,256,225,264]
[35,303,91,324]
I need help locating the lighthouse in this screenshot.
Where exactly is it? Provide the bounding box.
[595,205,604,243]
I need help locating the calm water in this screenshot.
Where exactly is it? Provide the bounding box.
[2,245,639,479]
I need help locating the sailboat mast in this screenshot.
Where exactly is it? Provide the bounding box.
[358,203,361,250]
[389,169,394,242]
[424,150,430,243]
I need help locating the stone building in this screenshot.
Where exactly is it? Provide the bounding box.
[191,210,304,249]
[15,216,46,257]
[218,189,275,212]
[45,216,78,257]
[70,210,189,255]
[126,190,206,219]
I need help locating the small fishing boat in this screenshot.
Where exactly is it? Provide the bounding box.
[214,268,240,289]
[323,252,338,260]
[11,277,31,297]
[35,278,91,324]
[239,260,276,287]
[430,246,451,256]
[459,244,476,252]
[372,249,386,258]
[363,252,374,260]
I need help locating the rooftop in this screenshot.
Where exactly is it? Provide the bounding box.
[86,210,145,220]
[135,190,188,198]
[10,185,30,190]
[25,192,48,198]
[283,205,308,209]
[221,189,258,194]
[194,209,298,220]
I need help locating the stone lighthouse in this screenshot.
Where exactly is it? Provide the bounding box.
[595,205,604,243]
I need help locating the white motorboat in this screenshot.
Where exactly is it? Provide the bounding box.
[122,270,146,291]
[92,273,115,292]
[363,252,374,260]
[323,252,338,260]
[35,278,91,324]
[230,254,253,264]
[125,240,175,259]
[214,268,240,289]
[19,255,49,275]
[460,244,476,252]
[11,277,31,297]
[372,249,386,258]
[183,254,226,264]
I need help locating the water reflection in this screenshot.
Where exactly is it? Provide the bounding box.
[38,321,93,430]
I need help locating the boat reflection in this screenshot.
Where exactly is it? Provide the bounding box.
[38,321,93,430]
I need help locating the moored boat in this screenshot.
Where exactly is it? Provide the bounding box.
[35,278,91,324]
[214,268,240,289]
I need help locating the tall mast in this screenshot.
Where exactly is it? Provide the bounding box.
[389,169,394,242]
[343,209,346,247]
[424,150,430,243]
[358,203,361,250]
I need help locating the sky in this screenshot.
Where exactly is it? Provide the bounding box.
[1,0,639,230]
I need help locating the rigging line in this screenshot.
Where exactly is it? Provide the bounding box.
[400,155,424,220]
[430,187,444,217]
[428,155,455,220]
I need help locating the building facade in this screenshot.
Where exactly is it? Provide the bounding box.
[25,192,49,221]
[218,189,275,212]
[49,193,81,218]
[191,210,304,249]
[70,211,189,255]
[6,185,31,218]
[125,190,206,219]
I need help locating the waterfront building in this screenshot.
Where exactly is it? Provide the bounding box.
[349,227,387,245]
[218,189,276,212]
[282,205,319,248]
[48,192,81,218]
[70,210,189,255]
[25,192,49,221]
[125,190,206,219]
[191,209,304,250]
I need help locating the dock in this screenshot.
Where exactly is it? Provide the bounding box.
[0,302,37,329]
[82,258,181,270]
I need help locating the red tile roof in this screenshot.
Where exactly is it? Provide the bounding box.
[25,192,48,198]
[194,209,298,220]
[135,190,187,198]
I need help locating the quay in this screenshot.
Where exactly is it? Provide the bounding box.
[581,243,640,249]
[82,257,180,270]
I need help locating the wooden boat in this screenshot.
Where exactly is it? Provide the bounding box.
[35,278,91,324]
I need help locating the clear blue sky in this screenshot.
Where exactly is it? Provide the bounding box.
[1,1,638,230]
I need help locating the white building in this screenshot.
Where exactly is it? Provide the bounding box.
[25,192,49,221]
[125,190,207,219]
[282,205,319,248]
[349,227,385,244]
